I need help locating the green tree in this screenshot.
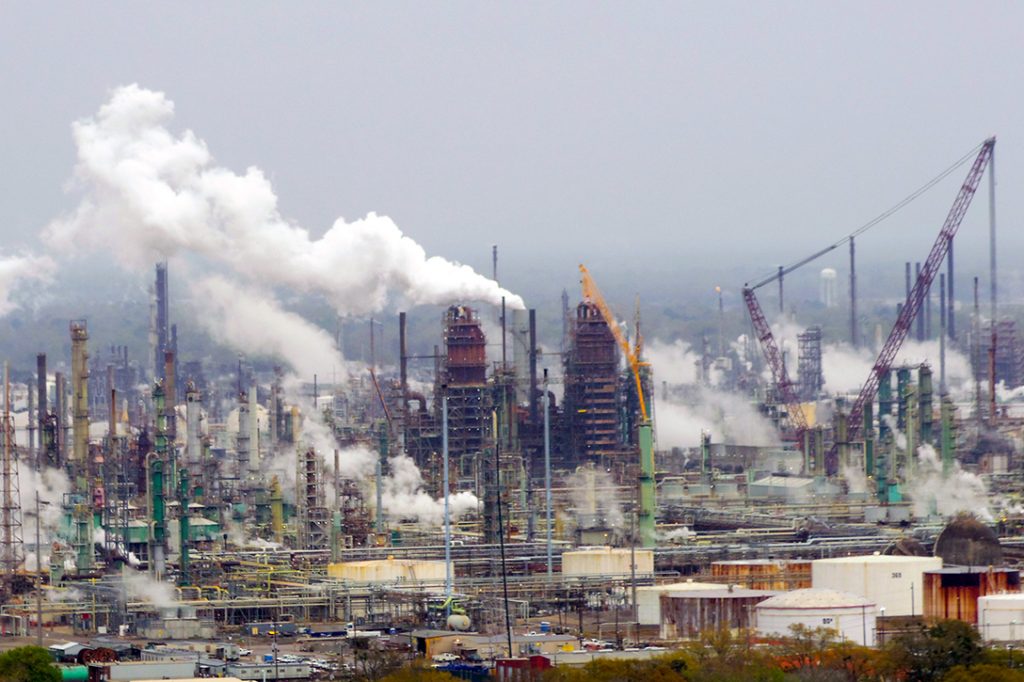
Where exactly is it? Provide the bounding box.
[942,663,1024,682]
[0,645,60,682]
[885,619,983,682]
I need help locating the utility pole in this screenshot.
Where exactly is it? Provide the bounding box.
[36,491,43,645]
[543,371,553,578]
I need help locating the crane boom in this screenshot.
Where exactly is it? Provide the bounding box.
[579,264,657,548]
[845,137,994,440]
[579,264,649,422]
[743,287,809,434]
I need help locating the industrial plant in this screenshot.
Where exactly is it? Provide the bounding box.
[2,87,1024,682]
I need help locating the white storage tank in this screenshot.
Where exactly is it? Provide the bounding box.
[811,554,940,617]
[326,558,446,584]
[562,547,654,578]
[756,588,876,646]
[636,580,722,625]
[979,594,1024,642]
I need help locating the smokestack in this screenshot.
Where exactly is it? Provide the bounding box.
[55,371,66,466]
[947,240,955,343]
[70,320,89,466]
[27,376,35,455]
[154,262,169,382]
[186,382,201,467]
[237,390,250,477]
[778,265,784,314]
[849,237,857,347]
[940,273,947,391]
[399,311,408,424]
[164,350,176,445]
[107,364,117,451]
[248,384,259,474]
[36,353,46,469]
[528,309,538,425]
[915,262,924,341]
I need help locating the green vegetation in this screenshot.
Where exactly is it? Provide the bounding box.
[0,645,61,682]
[376,621,1024,682]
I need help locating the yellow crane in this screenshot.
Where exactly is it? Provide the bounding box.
[578,264,656,547]
[578,265,649,422]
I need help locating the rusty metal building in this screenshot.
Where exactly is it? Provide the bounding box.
[563,302,622,465]
[659,587,776,639]
[923,567,1021,624]
[711,560,812,591]
[437,306,491,490]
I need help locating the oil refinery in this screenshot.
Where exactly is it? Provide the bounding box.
[1,83,1024,681]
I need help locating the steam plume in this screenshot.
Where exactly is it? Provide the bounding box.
[0,254,55,316]
[45,84,524,313]
[192,275,345,379]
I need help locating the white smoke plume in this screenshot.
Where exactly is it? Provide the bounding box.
[17,463,71,541]
[656,387,780,449]
[645,339,701,386]
[0,254,55,316]
[45,84,523,313]
[268,386,478,527]
[841,462,869,495]
[565,466,624,529]
[822,339,973,397]
[380,454,478,525]
[122,569,179,609]
[192,275,346,379]
[657,527,694,542]
[906,444,992,521]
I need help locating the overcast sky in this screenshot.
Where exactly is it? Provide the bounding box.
[2,2,1021,302]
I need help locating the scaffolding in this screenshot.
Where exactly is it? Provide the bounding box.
[797,326,823,401]
[438,306,490,495]
[296,448,329,551]
[0,379,23,576]
[564,302,622,464]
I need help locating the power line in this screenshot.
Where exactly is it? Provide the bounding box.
[748,140,986,290]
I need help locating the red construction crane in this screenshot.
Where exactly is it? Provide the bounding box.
[843,137,995,450]
[743,286,808,435]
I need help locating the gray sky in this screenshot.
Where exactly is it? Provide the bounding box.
[2,2,1022,302]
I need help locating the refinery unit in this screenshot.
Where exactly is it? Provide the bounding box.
[1,107,1024,680]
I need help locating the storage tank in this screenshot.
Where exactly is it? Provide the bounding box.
[979,594,1024,642]
[712,559,811,590]
[326,558,447,583]
[934,514,1003,566]
[756,588,876,646]
[660,587,776,640]
[561,547,654,578]
[636,580,721,625]
[923,567,1020,624]
[811,554,941,616]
